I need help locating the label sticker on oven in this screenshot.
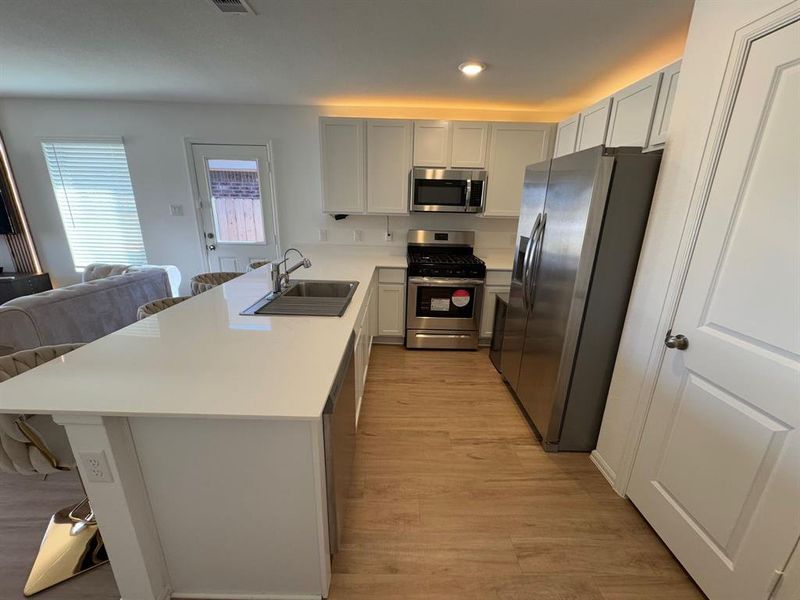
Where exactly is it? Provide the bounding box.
[431,298,450,312]
[451,289,471,308]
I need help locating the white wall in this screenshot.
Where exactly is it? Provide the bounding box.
[0,99,518,293]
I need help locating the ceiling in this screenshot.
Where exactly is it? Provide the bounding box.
[0,0,694,119]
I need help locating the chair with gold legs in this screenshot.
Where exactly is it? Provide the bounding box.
[0,344,108,596]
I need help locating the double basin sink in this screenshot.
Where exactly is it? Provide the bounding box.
[241,280,359,317]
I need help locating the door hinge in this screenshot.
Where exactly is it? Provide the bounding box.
[767,569,785,598]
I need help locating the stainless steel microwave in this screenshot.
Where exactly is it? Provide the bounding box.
[410,168,487,213]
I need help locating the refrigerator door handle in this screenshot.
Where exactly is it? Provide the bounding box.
[525,212,547,309]
[521,213,542,311]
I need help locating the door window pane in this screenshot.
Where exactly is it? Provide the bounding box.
[206,159,265,243]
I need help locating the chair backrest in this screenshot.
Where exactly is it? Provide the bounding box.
[0,269,171,355]
[190,272,242,295]
[0,344,82,475]
[137,295,190,320]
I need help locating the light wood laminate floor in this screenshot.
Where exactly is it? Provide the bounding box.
[328,346,706,600]
[0,346,705,599]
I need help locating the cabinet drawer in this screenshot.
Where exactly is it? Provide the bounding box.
[378,268,406,284]
[485,270,512,286]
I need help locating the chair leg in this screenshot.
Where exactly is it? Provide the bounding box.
[24,497,109,596]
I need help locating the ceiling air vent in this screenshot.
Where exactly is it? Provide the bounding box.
[207,0,255,14]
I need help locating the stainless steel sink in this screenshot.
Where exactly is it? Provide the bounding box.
[241,280,359,317]
[282,281,355,298]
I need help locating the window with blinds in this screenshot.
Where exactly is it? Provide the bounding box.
[41,139,147,270]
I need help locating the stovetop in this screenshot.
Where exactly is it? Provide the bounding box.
[407,249,486,279]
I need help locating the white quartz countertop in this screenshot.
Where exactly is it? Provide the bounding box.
[0,251,405,420]
[0,247,512,420]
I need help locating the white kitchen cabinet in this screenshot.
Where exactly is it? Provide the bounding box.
[413,120,451,167]
[377,283,405,337]
[647,60,682,147]
[450,121,489,168]
[484,123,553,217]
[606,72,662,148]
[366,119,412,214]
[553,113,580,158]
[320,117,365,214]
[479,284,510,341]
[576,98,612,151]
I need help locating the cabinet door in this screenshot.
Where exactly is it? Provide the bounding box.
[367,120,412,214]
[320,118,365,214]
[484,123,553,217]
[378,283,405,336]
[413,121,451,167]
[451,121,489,168]
[606,72,662,148]
[553,113,580,157]
[647,60,682,147]
[479,285,509,339]
[576,98,612,151]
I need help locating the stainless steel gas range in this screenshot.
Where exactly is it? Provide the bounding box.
[405,230,486,350]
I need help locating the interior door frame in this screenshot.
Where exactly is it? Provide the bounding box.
[183,138,281,273]
[599,2,800,498]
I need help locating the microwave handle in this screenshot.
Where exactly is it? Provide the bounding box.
[464,179,472,212]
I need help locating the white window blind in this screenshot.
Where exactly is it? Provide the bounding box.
[41,139,147,270]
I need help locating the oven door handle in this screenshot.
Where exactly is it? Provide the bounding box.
[407,277,485,286]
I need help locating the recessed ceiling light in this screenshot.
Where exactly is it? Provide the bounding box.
[458,62,486,77]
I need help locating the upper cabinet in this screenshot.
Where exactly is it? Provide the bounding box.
[484,123,553,218]
[553,60,682,158]
[366,120,413,214]
[553,113,579,158]
[606,71,662,148]
[647,60,681,147]
[320,118,365,214]
[450,122,489,168]
[320,117,553,217]
[413,120,489,169]
[413,120,451,167]
[576,97,612,152]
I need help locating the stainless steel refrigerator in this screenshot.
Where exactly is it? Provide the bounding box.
[502,146,662,451]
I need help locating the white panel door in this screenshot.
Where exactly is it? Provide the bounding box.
[320,118,365,214]
[191,144,278,273]
[378,283,405,336]
[576,98,612,151]
[484,123,552,217]
[366,120,412,214]
[648,60,682,147]
[606,72,661,147]
[413,120,451,167]
[553,113,580,157]
[629,22,800,600]
[450,121,489,168]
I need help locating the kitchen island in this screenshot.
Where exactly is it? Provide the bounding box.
[0,247,510,600]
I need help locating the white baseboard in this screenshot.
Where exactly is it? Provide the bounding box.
[590,450,624,498]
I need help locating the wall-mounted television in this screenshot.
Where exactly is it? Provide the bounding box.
[0,158,17,234]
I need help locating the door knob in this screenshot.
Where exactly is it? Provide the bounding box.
[664,330,689,350]
[207,244,216,251]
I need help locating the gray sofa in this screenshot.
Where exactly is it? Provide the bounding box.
[0,269,171,355]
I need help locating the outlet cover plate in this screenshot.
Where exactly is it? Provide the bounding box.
[80,451,114,483]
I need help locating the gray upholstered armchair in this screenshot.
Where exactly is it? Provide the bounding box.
[0,344,108,596]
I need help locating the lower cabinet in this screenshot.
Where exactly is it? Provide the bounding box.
[480,271,512,343]
[376,268,406,340]
[377,283,406,337]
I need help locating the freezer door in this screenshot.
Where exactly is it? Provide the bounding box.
[501,159,550,391]
[516,147,614,446]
